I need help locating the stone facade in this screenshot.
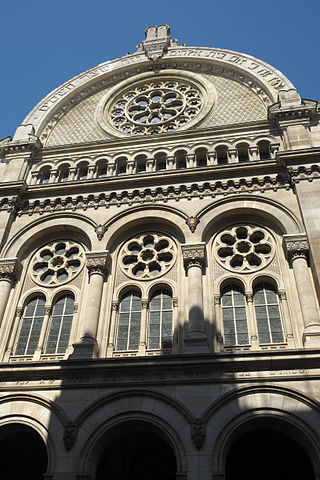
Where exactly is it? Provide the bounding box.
[0,25,320,479]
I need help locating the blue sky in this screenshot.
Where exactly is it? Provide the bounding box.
[1,0,319,139]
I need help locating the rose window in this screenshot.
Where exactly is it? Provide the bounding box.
[120,234,176,279]
[110,81,202,135]
[31,241,84,286]
[214,226,275,272]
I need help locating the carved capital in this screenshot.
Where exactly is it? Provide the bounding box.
[278,290,287,301]
[15,307,23,318]
[0,258,22,283]
[246,294,253,303]
[214,295,221,305]
[186,216,200,233]
[190,418,206,450]
[173,297,178,308]
[283,234,309,264]
[86,251,110,276]
[44,306,52,316]
[111,301,119,311]
[142,300,149,309]
[182,243,206,270]
[63,421,78,452]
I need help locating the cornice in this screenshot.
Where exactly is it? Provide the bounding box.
[10,172,291,217]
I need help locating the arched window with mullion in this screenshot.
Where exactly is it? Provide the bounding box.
[148,289,173,349]
[221,284,249,346]
[45,294,74,354]
[15,296,46,356]
[116,290,141,351]
[253,282,284,344]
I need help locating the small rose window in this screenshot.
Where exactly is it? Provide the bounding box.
[120,234,176,279]
[214,225,275,272]
[31,241,84,286]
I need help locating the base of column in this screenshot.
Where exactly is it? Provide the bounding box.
[69,335,98,359]
[184,332,210,354]
[303,324,320,347]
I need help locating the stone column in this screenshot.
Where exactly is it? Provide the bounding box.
[3,307,23,361]
[138,300,148,355]
[71,251,110,358]
[127,161,135,175]
[68,167,76,181]
[33,305,51,360]
[228,148,238,163]
[246,293,259,348]
[284,235,320,346]
[107,301,118,357]
[0,258,21,328]
[278,290,295,348]
[249,146,259,161]
[146,158,154,172]
[182,244,209,353]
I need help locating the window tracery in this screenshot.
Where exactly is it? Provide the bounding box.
[31,241,84,286]
[45,294,74,354]
[253,283,284,344]
[148,289,173,349]
[116,290,142,351]
[221,285,249,346]
[15,296,46,356]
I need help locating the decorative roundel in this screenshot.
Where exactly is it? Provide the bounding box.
[120,234,176,280]
[213,225,275,272]
[31,241,84,286]
[95,71,216,138]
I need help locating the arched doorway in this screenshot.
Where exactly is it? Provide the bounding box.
[96,421,177,480]
[225,423,314,480]
[0,423,48,479]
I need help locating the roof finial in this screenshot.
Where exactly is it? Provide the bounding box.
[136,24,178,62]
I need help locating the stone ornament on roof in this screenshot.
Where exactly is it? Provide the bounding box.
[136,25,178,62]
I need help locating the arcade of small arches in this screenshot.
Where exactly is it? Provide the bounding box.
[30,139,278,185]
[0,387,318,480]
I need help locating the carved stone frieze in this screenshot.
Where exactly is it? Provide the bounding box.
[86,251,110,276]
[190,418,206,450]
[0,258,22,283]
[182,244,206,270]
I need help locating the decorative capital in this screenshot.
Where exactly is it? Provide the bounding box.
[85,251,110,276]
[142,300,149,309]
[0,258,22,283]
[186,216,200,233]
[190,418,206,450]
[173,297,178,308]
[182,243,206,270]
[44,306,52,316]
[63,421,78,452]
[95,224,107,241]
[15,307,23,318]
[278,290,287,301]
[246,294,253,303]
[111,301,119,311]
[214,296,221,305]
[283,234,309,264]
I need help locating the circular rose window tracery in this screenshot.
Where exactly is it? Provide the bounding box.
[213,225,275,272]
[120,234,176,280]
[95,71,216,138]
[31,241,84,286]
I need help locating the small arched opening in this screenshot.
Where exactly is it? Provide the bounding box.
[216,145,228,165]
[136,155,147,173]
[257,140,271,160]
[0,423,48,479]
[116,157,127,175]
[237,143,250,163]
[195,147,208,167]
[175,150,187,169]
[95,420,177,480]
[224,417,315,480]
[155,152,167,171]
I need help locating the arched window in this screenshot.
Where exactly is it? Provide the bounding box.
[39,167,51,184]
[45,294,74,354]
[237,143,250,163]
[78,161,89,180]
[253,283,284,344]
[136,155,147,173]
[257,140,271,160]
[216,145,228,165]
[116,291,142,351]
[15,296,46,356]
[155,152,167,171]
[148,289,173,349]
[58,164,69,182]
[175,150,187,169]
[195,148,208,167]
[221,284,249,346]
[96,159,108,178]
[116,157,127,175]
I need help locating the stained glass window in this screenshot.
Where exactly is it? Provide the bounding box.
[254,283,284,344]
[15,296,45,356]
[148,289,173,349]
[116,291,141,351]
[45,294,74,354]
[221,285,249,346]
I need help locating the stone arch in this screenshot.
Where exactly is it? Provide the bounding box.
[199,195,303,242]
[3,213,96,259]
[198,385,320,478]
[103,205,189,252]
[74,389,191,477]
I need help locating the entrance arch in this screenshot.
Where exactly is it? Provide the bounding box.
[0,423,48,480]
[224,418,315,480]
[95,420,177,480]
